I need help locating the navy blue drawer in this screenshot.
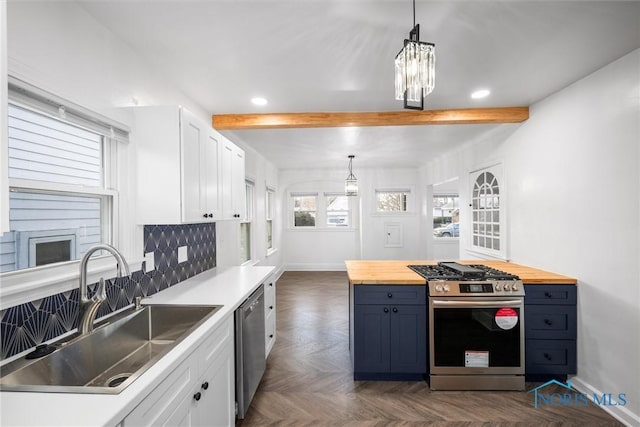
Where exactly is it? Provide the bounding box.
[525,285,576,305]
[526,339,576,374]
[354,285,426,305]
[525,305,576,339]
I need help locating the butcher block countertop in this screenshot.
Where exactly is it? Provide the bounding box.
[345,260,577,285]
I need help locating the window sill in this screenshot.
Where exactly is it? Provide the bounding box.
[287,227,356,232]
[266,248,278,257]
[433,237,460,243]
[0,257,144,310]
[370,212,416,217]
[241,259,260,267]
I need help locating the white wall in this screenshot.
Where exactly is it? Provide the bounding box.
[279,167,427,270]
[422,49,640,424]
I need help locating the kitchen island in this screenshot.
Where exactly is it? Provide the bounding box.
[346,260,577,384]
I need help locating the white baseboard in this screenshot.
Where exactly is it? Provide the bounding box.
[570,376,640,426]
[284,263,346,271]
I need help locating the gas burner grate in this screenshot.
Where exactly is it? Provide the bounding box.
[408,263,520,281]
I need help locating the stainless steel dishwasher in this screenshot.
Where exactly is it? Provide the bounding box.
[235,284,266,419]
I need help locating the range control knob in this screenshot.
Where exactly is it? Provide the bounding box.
[495,284,503,291]
[435,285,444,292]
[511,283,519,291]
[443,284,450,292]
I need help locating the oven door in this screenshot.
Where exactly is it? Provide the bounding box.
[429,297,524,375]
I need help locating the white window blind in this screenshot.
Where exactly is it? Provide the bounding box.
[8,77,129,144]
[8,105,103,187]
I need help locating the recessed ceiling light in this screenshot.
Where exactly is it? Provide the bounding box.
[471,89,491,99]
[251,97,268,106]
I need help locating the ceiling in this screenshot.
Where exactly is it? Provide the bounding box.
[79,0,640,170]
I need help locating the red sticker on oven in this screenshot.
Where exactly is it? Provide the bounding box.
[495,307,518,330]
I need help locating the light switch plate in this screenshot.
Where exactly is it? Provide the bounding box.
[144,252,155,272]
[178,246,188,263]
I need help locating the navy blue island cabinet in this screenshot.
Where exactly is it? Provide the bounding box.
[349,285,427,380]
[524,284,577,380]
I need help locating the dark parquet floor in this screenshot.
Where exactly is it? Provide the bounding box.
[237,271,622,426]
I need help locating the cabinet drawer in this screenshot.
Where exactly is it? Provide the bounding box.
[354,285,426,305]
[525,305,576,339]
[526,339,576,374]
[525,285,576,305]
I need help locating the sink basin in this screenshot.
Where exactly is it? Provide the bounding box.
[0,304,222,394]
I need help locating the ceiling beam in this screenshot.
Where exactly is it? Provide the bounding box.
[212,107,529,130]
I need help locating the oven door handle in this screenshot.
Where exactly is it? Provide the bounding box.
[432,299,522,307]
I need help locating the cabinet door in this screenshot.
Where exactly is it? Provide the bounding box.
[389,305,427,374]
[219,138,246,220]
[354,305,390,373]
[203,131,220,220]
[193,337,235,427]
[181,108,205,223]
[231,147,246,218]
[219,140,234,219]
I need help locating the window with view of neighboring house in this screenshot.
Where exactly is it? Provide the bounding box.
[0,102,119,273]
[292,193,317,227]
[376,189,409,213]
[325,193,349,227]
[433,194,459,238]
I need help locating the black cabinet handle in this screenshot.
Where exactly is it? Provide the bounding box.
[193,392,202,401]
[383,307,389,313]
[387,293,393,298]
[392,307,398,313]
[544,292,553,298]
[269,305,273,310]
[202,214,208,218]
[201,382,209,390]
[543,353,552,361]
[208,213,214,218]
[544,319,553,326]
[269,283,273,287]
[269,334,274,338]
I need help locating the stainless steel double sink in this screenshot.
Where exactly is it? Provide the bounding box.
[0,304,222,394]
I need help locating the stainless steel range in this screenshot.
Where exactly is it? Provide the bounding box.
[408,262,525,391]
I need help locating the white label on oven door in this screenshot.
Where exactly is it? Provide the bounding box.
[465,351,489,368]
[495,307,519,330]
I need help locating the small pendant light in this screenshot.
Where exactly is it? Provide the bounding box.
[345,155,358,196]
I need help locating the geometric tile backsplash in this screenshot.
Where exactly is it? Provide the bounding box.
[0,223,216,360]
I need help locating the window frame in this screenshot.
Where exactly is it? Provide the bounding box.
[432,193,460,240]
[239,180,254,265]
[0,80,139,310]
[291,192,318,228]
[265,186,275,253]
[468,163,507,259]
[324,192,351,228]
[287,191,355,231]
[374,188,412,215]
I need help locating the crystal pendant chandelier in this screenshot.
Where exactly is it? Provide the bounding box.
[394,0,435,110]
[345,155,358,196]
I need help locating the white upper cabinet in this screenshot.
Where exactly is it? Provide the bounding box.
[180,109,219,223]
[219,138,246,220]
[133,106,221,224]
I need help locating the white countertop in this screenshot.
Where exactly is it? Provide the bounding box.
[0,265,275,427]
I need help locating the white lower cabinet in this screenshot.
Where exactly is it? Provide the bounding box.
[123,316,234,427]
[264,276,277,357]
